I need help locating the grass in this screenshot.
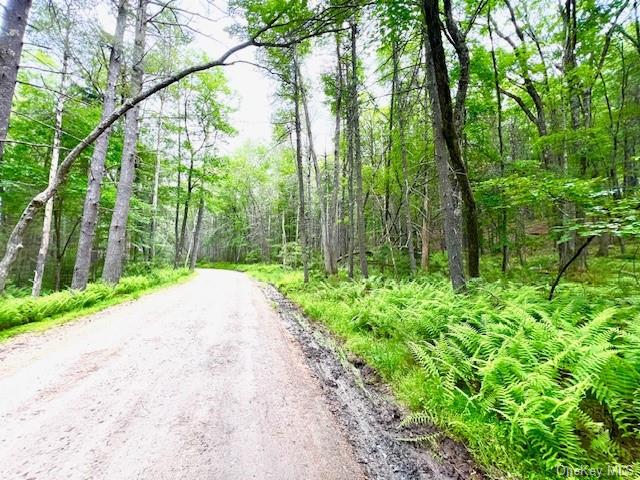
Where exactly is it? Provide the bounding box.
[0,268,193,342]
[223,262,640,480]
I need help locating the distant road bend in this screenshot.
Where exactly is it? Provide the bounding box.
[0,269,365,480]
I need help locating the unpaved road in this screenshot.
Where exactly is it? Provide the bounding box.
[0,270,365,480]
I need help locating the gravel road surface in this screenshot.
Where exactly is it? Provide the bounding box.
[0,269,365,480]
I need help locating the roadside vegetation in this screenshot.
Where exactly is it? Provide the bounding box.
[1,0,639,478]
[224,260,640,480]
[0,268,192,341]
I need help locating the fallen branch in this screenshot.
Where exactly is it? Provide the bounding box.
[548,235,596,301]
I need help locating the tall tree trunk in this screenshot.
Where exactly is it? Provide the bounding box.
[560,0,586,271]
[178,152,194,264]
[399,92,416,275]
[72,0,127,289]
[422,0,479,280]
[623,130,637,193]
[297,63,336,275]
[292,48,309,283]
[102,0,147,284]
[188,193,205,271]
[347,89,355,279]
[488,11,508,273]
[0,0,31,163]
[423,30,465,291]
[420,177,431,271]
[330,34,343,273]
[149,93,165,262]
[350,20,368,278]
[384,40,399,234]
[32,30,70,297]
[173,126,183,267]
[53,203,62,291]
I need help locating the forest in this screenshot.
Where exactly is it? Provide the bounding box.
[0,0,639,478]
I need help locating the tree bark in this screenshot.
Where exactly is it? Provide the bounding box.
[72,0,127,289]
[488,11,508,273]
[32,24,70,297]
[188,194,205,271]
[350,20,368,278]
[298,63,336,275]
[423,29,465,291]
[422,0,479,280]
[102,0,148,284]
[292,48,309,283]
[420,177,431,272]
[0,0,32,162]
[178,149,195,265]
[330,34,343,273]
[399,94,416,275]
[150,93,165,262]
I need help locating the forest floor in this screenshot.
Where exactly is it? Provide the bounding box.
[0,269,474,479]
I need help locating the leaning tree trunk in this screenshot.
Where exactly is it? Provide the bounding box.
[0,21,257,294]
[71,0,127,289]
[102,0,148,284]
[350,20,368,278]
[32,38,69,296]
[292,48,309,283]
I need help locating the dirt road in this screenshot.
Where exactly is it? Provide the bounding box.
[0,270,365,480]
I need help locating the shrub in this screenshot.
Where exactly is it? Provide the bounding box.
[0,268,190,332]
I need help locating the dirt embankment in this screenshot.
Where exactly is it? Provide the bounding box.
[261,283,484,480]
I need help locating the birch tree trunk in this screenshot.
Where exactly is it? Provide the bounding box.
[72,0,127,289]
[32,35,70,297]
[102,0,148,284]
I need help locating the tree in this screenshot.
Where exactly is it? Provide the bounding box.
[102,0,149,284]
[0,0,32,224]
[32,0,72,297]
[0,0,32,162]
[71,0,127,289]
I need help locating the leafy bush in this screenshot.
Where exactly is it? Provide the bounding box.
[0,268,190,331]
[239,264,640,479]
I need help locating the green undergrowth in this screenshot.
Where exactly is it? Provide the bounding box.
[229,263,640,480]
[0,268,193,341]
